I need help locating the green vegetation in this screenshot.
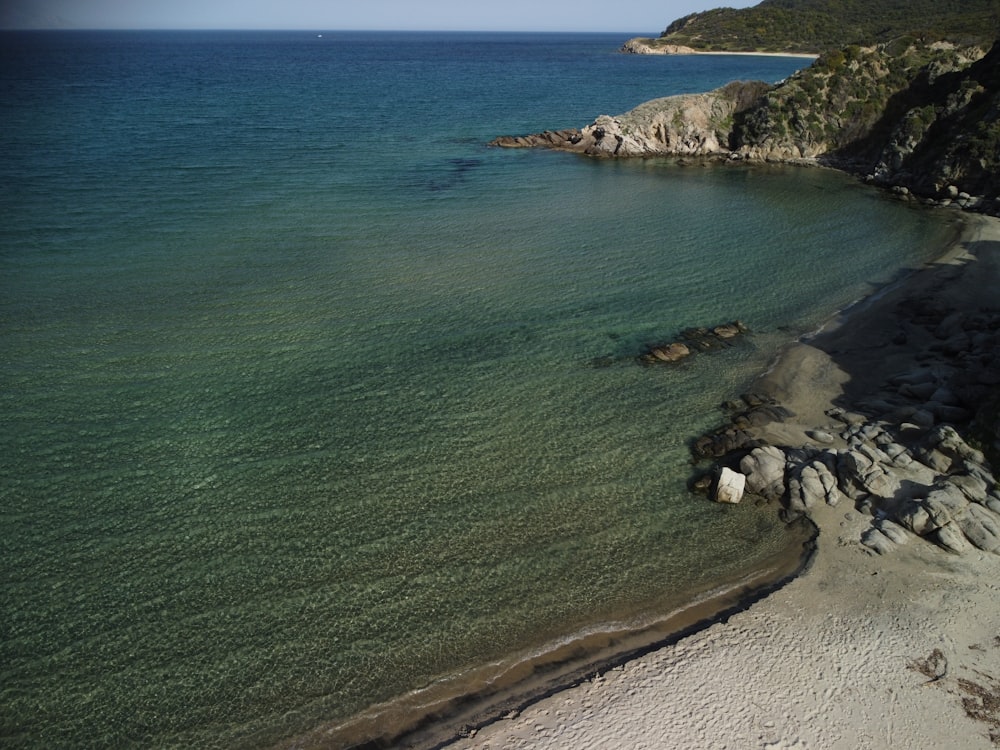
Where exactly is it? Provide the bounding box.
[731,39,1000,200]
[644,0,1000,54]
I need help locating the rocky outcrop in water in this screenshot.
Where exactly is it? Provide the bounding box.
[639,321,749,365]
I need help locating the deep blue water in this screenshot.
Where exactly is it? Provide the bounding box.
[0,31,957,748]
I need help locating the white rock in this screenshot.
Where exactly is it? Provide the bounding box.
[713,467,746,504]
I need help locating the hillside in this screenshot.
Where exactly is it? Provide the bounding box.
[734,39,1000,200]
[626,0,1000,55]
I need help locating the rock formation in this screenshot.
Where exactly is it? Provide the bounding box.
[491,81,770,158]
[638,321,749,365]
[620,39,699,55]
[697,303,1000,557]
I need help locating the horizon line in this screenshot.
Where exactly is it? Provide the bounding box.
[0,26,655,35]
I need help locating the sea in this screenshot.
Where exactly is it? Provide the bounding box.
[0,30,959,748]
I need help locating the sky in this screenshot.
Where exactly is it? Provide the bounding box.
[0,0,759,33]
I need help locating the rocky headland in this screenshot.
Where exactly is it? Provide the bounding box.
[492,38,1000,214]
[618,0,1000,57]
[491,79,770,159]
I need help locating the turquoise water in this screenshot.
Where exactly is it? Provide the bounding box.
[0,31,958,747]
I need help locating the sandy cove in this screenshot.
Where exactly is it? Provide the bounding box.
[440,214,1000,750]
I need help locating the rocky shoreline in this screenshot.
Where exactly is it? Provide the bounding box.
[692,214,1000,561]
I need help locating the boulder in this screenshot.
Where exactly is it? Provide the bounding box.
[956,503,1000,553]
[644,342,691,363]
[877,518,911,544]
[692,427,761,458]
[900,381,938,400]
[950,472,990,504]
[827,407,868,426]
[788,460,842,512]
[934,522,973,554]
[880,442,911,467]
[837,449,900,499]
[889,367,937,386]
[899,500,934,535]
[851,440,894,467]
[711,321,748,339]
[923,484,970,530]
[713,467,746,504]
[739,446,787,501]
[806,429,835,444]
[930,386,960,405]
[861,527,896,555]
[927,425,986,466]
[932,404,973,423]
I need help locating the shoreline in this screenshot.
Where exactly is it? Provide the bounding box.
[437,214,1000,748]
[281,521,816,749]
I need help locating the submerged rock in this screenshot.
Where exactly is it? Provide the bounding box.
[692,427,762,459]
[639,321,749,365]
[642,342,691,363]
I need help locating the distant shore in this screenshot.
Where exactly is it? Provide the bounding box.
[621,37,819,59]
[440,215,1000,748]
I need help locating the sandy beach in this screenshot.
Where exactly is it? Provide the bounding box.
[439,213,1000,750]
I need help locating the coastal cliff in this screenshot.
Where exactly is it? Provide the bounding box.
[492,38,1000,212]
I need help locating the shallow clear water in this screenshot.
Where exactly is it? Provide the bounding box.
[0,31,958,747]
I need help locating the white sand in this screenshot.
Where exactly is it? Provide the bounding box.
[443,216,1000,750]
